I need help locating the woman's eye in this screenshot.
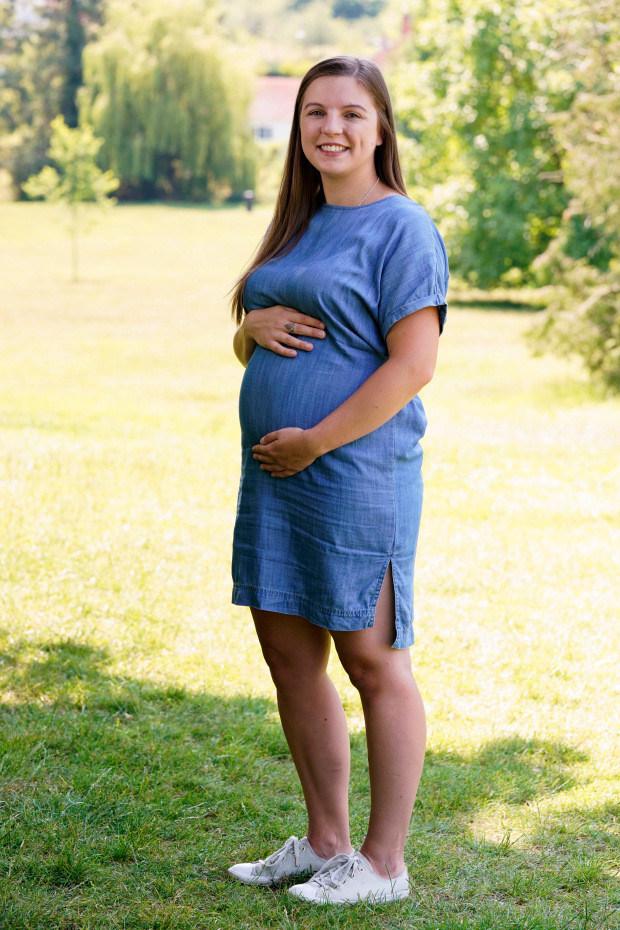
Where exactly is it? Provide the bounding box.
[308,110,361,118]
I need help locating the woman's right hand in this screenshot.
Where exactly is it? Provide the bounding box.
[242,305,327,358]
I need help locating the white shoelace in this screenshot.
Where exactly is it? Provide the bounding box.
[309,851,365,890]
[252,835,303,874]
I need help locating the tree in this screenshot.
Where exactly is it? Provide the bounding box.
[454,5,570,286]
[0,0,103,195]
[40,0,104,128]
[79,0,257,201]
[0,3,64,194]
[22,115,119,281]
[525,0,620,391]
[389,0,572,286]
[58,0,96,128]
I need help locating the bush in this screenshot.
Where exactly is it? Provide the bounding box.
[525,242,620,392]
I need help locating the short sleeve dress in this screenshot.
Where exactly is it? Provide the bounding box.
[231,193,449,648]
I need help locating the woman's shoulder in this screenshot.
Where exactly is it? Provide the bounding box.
[382,194,437,226]
[369,195,441,251]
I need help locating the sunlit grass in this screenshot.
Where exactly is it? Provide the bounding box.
[0,203,618,929]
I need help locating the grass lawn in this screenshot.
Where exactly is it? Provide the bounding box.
[0,202,618,930]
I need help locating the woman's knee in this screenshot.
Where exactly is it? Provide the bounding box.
[343,656,386,695]
[341,651,412,697]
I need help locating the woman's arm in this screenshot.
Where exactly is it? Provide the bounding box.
[252,306,441,476]
[309,307,439,455]
[233,306,327,367]
[233,319,257,367]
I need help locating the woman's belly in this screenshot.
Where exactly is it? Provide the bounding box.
[238,341,382,445]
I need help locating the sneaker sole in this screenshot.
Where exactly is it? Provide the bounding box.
[288,886,410,904]
[228,866,319,887]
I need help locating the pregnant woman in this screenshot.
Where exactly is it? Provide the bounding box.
[228,55,449,905]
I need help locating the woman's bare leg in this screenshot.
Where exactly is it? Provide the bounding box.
[251,607,353,859]
[330,563,427,878]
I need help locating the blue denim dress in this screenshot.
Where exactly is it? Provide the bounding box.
[231,194,449,648]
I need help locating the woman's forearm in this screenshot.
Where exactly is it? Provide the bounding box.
[233,319,256,367]
[307,358,431,456]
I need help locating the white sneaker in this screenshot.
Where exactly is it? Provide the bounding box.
[288,850,410,904]
[228,835,328,886]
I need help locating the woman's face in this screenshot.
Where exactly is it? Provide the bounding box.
[299,75,383,181]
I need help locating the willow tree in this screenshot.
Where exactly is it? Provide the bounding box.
[79,0,256,201]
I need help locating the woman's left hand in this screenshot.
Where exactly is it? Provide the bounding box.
[252,427,319,478]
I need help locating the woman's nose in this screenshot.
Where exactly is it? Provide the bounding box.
[322,113,345,133]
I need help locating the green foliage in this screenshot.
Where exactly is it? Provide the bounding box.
[22,115,119,280]
[455,6,570,286]
[22,115,119,205]
[563,213,615,271]
[0,5,64,194]
[58,0,104,129]
[525,0,620,391]
[391,1,571,288]
[219,0,385,65]
[254,140,289,203]
[0,0,103,195]
[79,0,257,201]
[525,255,620,392]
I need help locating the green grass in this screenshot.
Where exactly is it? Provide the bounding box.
[0,202,618,929]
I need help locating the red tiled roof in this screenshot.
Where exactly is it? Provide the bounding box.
[250,76,301,124]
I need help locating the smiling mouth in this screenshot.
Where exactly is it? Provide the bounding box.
[317,144,349,153]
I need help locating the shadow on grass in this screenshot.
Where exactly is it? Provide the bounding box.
[0,637,617,930]
[449,297,543,313]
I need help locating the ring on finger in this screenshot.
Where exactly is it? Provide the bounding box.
[284,321,296,335]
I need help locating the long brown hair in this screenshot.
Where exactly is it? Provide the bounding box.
[229,56,408,325]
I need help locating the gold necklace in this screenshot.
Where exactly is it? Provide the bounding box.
[357,176,380,206]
